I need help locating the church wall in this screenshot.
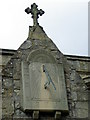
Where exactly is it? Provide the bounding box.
[0,49,16,72]
[0,49,90,119]
[1,49,90,78]
[66,55,90,119]
[0,49,15,119]
[65,55,90,78]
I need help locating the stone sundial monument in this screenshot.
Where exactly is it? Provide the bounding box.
[21,3,68,118]
[2,3,89,120]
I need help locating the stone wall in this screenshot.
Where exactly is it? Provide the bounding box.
[65,55,90,119]
[1,50,90,79]
[66,55,90,90]
[1,50,90,83]
[66,55,90,77]
[0,48,90,119]
[0,49,16,72]
[0,49,16,119]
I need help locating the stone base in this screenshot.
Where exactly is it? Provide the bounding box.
[55,111,61,119]
[33,111,39,119]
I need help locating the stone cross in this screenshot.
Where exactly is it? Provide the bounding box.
[25,3,45,26]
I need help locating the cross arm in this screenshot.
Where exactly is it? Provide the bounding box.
[25,7,31,14]
[39,9,45,16]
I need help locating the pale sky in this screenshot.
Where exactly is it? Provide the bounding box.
[0,0,88,56]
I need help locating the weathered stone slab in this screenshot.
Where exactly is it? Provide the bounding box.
[21,60,68,112]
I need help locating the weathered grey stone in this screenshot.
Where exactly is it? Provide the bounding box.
[76,102,88,109]
[20,40,32,49]
[2,67,13,77]
[33,111,39,119]
[2,97,14,116]
[3,78,13,89]
[71,92,77,101]
[14,80,20,89]
[66,79,71,88]
[55,111,61,119]
[77,92,88,101]
[13,72,20,80]
[75,102,88,118]
[2,89,13,98]
[28,25,48,40]
[13,109,29,119]
[75,108,88,118]
[2,55,13,66]
[70,70,76,81]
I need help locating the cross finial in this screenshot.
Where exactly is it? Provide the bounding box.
[25,3,45,26]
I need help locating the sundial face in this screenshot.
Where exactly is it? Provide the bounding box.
[21,50,68,111]
[29,62,60,101]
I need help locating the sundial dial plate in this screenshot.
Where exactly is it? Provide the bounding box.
[21,50,68,111]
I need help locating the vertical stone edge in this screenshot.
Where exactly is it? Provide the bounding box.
[0,49,2,119]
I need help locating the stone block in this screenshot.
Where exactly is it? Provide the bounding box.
[2,55,12,66]
[76,102,88,110]
[33,111,39,119]
[3,78,13,89]
[75,102,88,118]
[13,59,20,70]
[71,92,77,101]
[55,111,61,119]
[2,97,14,116]
[20,40,32,49]
[80,61,88,72]
[77,92,88,101]
[13,109,31,120]
[75,108,88,118]
[70,70,76,81]
[14,80,20,89]
[13,71,20,80]
[14,90,20,109]
[2,116,12,120]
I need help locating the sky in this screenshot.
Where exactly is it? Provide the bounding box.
[0,0,88,56]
